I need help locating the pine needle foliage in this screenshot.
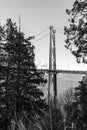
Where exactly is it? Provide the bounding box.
[0,18,47,129]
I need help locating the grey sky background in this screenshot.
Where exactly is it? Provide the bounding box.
[0,0,87,71]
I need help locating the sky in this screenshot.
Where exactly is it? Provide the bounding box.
[0,0,87,71]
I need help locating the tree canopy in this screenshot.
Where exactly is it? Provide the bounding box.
[0,18,47,130]
[64,1,87,129]
[71,75,87,130]
[64,0,87,63]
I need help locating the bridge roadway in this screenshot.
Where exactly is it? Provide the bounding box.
[37,69,87,74]
[1,66,87,74]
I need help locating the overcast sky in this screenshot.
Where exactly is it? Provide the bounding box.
[0,0,87,71]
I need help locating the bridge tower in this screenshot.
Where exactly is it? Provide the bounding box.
[48,26,57,130]
[48,26,57,108]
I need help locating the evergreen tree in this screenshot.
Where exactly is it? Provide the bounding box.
[60,80,87,130]
[69,76,87,130]
[0,18,47,129]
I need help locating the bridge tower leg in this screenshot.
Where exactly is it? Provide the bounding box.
[48,26,53,130]
[53,29,57,108]
[48,26,57,130]
[48,26,57,108]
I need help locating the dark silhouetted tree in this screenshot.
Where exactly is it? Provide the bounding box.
[64,0,87,63]
[70,75,87,130]
[64,1,87,128]
[0,18,47,130]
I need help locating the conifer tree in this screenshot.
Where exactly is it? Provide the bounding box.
[0,18,47,129]
[71,76,87,130]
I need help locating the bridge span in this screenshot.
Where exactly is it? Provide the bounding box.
[37,69,87,74]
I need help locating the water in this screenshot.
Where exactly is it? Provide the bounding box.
[41,73,85,97]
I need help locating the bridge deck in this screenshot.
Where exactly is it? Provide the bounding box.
[37,69,87,74]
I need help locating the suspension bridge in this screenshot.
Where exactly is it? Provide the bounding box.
[31,26,87,130]
[31,25,87,106]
